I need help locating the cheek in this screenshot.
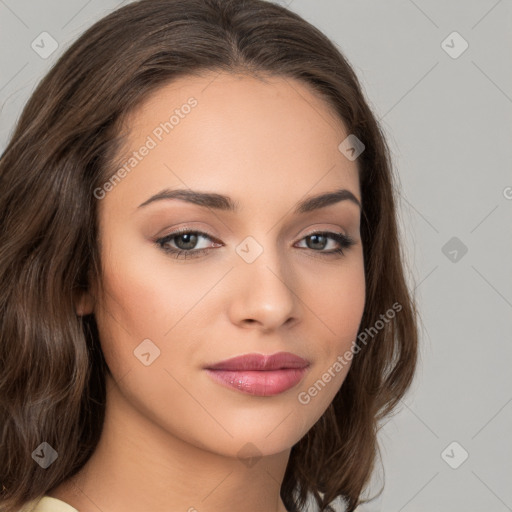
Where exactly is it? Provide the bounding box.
[92,262,210,439]
[303,253,366,350]
[93,233,167,377]
[93,232,225,384]
[96,226,196,333]
[294,255,365,411]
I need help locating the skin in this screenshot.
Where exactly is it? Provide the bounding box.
[49,71,366,512]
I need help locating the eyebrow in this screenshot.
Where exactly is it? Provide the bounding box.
[137,187,361,214]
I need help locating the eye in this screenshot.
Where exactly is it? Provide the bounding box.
[295,231,355,257]
[155,229,355,260]
[155,228,220,260]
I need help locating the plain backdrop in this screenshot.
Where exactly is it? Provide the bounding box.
[1,1,511,511]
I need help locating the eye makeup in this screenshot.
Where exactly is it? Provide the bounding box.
[154,226,356,260]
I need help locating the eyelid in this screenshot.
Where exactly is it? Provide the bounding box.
[155,225,351,245]
[154,225,356,260]
[156,227,220,247]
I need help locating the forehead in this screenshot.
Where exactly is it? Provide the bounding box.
[129,70,345,131]
[102,71,360,215]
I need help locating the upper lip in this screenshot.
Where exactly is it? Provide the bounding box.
[205,351,310,371]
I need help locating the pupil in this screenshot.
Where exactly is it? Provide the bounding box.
[177,233,197,249]
[308,234,326,250]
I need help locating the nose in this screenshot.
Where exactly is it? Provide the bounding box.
[227,244,300,332]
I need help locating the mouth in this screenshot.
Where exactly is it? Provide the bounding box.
[204,352,310,396]
[204,351,310,371]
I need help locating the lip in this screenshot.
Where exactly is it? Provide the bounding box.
[205,352,310,371]
[204,352,310,397]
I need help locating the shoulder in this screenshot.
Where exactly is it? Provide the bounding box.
[17,496,79,512]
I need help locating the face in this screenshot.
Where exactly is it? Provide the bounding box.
[82,72,365,460]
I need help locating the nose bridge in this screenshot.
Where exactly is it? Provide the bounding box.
[235,231,291,282]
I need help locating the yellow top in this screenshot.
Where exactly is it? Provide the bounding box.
[19,496,78,512]
[19,494,363,511]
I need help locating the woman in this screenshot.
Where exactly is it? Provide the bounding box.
[0,1,419,511]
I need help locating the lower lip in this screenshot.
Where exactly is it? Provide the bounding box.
[204,367,309,396]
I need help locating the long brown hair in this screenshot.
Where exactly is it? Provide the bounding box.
[0,1,419,510]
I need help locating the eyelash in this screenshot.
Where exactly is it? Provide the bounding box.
[155,227,356,260]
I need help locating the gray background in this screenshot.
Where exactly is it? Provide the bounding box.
[1,1,511,511]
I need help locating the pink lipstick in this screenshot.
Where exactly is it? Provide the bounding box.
[204,352,310,396]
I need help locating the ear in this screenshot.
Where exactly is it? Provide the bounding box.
[74,288,95,316]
